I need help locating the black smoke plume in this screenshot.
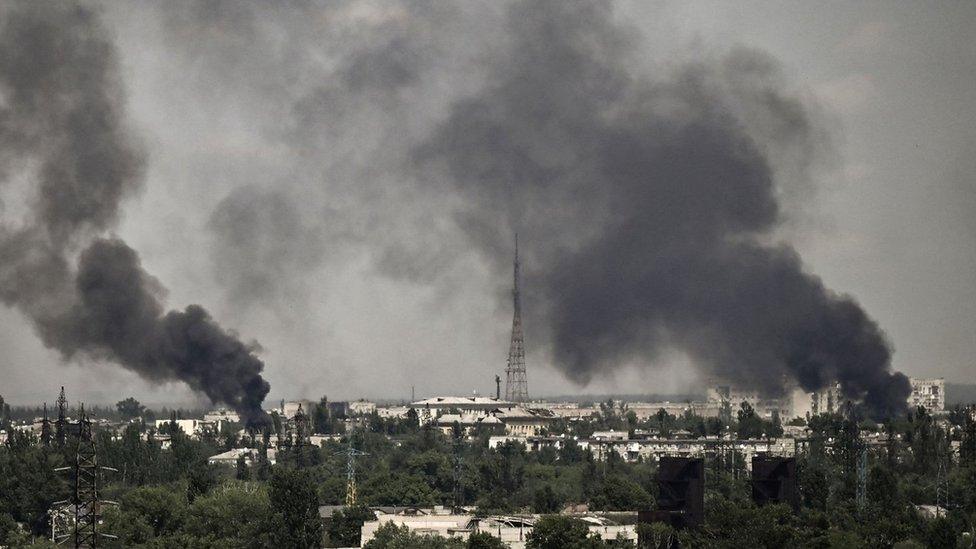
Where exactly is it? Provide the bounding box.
[0,1,269,423]
[417,1,910,418]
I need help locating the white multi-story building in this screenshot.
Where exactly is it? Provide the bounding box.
[153,419,214,437]
[706,383,792,420]
[790,383,844,418]
[281,400,314,419]
[909,378,945,412]
[348,400,377,416]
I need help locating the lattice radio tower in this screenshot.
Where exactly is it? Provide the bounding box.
[54,405,117,548]
[505,234,529,402]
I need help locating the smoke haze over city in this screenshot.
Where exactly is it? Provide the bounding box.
[0,1,974,413]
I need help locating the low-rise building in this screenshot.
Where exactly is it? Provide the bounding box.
[207,447,277,466]
[204,408,240,424]
[359,509,637,548]
[412,396,517,419]
[494,407,555,436]
[435,413,503,435]
[489,435,568,452]
[376,406,412,419]
[281,400,315,419]
[153,418,215,437]
[349,400,377,416]
[491,433,795,468]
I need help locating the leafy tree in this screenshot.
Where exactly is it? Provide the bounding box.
[0,395,11,429]
[533,485,563,513]
[735,402,764,439]
[269,468,322,548]
[959,408,976,467]
[186,461,219,503]
[591,475,652,511]
[467,531,507,549]
[558,439,585,463]
[526,515,604,549]
[866,464,901,510]
[0,440,68,534]
[364,522,464,548]
[237,453,252,481]
[362,472,438,506]
[923,516,956,549]
[102,485,188,545]
[768,410,784,438]
[115,397,146,420]
[689,500,798,548]
[327,505,376,547]
[636,522,678,549]
[0,512,31,547]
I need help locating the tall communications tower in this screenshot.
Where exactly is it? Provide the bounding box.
[505,234,529,402]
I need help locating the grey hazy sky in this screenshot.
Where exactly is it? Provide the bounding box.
[0,1,973,406]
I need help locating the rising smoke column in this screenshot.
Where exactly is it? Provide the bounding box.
[418,1,910,418]
[0,1,270,424]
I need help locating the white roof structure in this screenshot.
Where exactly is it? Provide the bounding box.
[412,396,514,409]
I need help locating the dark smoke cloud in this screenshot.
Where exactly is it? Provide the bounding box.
[416,0,910,418]
[208,186,328,309]
[57,239,269,419]
[141,0,910,416]
[0,1,269,423]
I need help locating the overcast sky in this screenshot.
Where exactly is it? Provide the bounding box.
[0,1,973,407]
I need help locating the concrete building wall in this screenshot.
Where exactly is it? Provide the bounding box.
[909,378,945,411]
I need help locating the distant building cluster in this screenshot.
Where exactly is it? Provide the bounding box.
[0,377,954,466]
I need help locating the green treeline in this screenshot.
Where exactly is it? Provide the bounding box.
[1,396,975,547]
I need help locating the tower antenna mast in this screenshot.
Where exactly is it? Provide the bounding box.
[505,234,529,402]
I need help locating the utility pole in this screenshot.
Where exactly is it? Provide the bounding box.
[856,445,867,513]
[293,404,312,468]
[452,424,464,512]
[54,405,118,548]
[936,449,949,516]
[340,430,368,507]
[40,402,52,446]
[505,234,529,402]
[56,386,67,447]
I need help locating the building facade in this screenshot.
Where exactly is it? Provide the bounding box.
[909,378,945,411]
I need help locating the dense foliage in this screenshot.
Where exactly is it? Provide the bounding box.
[1,395,975,547]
